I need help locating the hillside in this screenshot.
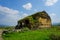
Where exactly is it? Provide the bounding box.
[3,26,60,40]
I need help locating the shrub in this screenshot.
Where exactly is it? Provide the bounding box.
[49,34,60,40]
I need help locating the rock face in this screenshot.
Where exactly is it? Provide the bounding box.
[15,11,51,30]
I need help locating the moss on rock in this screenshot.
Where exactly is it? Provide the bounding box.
[15,11,51,30]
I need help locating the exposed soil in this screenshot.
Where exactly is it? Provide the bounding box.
[0,29,3,40]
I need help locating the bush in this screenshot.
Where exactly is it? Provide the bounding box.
[49,34,60,40]
[2,30,9,34]
[21,27,30,32]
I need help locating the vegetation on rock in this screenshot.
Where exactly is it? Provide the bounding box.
[15,11,51,30]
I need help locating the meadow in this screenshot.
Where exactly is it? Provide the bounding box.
[2,26,60,40]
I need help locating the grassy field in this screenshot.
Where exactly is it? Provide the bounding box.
[2,26,60,40]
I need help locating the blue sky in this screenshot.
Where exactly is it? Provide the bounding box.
[0,0,60,26]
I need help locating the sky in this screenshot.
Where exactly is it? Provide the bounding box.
[0,0,60,26]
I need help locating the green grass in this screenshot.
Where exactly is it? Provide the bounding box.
[2,26,60,40]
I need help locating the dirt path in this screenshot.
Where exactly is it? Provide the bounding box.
[0,29,3,40]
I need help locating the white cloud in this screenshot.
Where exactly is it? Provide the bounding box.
[34,9,38,12]
[49,13,60,24]
[20,13,28,18]
[0,5,21,26]
[22,3,32,10]
[0,5,30,25]
[23,13,28,17]
[50,13,56,17]
[45,0,58,6]
[0,6,19,15]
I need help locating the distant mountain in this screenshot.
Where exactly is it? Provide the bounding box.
[0,24,5,26]
[53,23,60,26]
[0,24,9,27]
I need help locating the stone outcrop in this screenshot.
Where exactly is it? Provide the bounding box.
[15,11,51,30]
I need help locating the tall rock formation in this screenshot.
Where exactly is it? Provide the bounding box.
[15,11,51,30]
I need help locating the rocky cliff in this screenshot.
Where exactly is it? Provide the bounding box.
[15,11,51,30]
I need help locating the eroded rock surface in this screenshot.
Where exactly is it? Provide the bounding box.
[15,11,51,30]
